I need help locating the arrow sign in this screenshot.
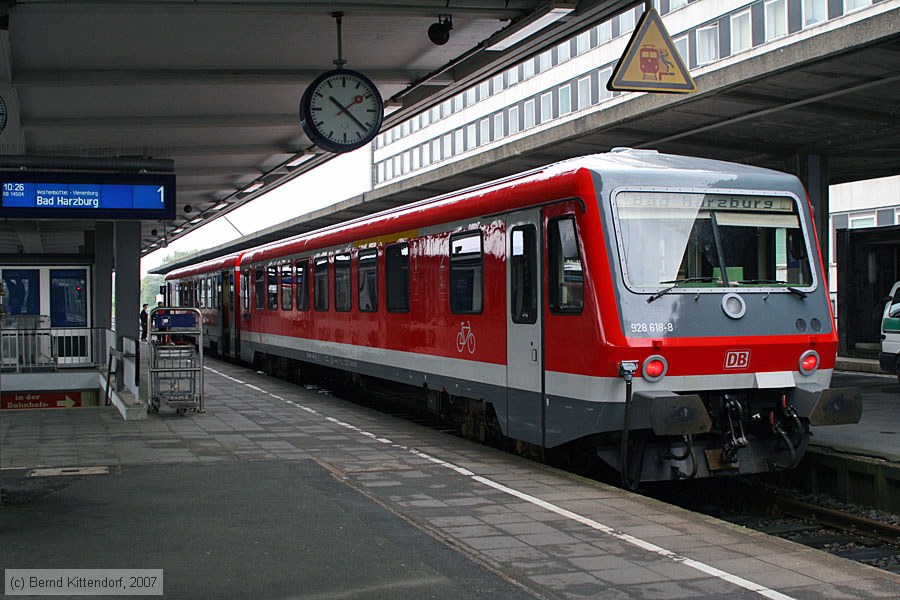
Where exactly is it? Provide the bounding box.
[608,8,696,93]
[57,395,76,408]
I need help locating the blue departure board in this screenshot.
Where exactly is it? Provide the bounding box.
[0,173,175,219]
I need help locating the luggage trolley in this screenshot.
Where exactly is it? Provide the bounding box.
[147,306,204,415]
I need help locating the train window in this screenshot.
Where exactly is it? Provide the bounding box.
[266,265,278,310]
[358,249,378,312]
[386,243,409,312]
[314,258,329,311]
[295,260,309,311]
[334,254,351,312]
[241,271,249,311]
[450,232,483,314]
[614,191,813,290]
[280,264,293,310]
[549,217,584,314]
[510,226,538,324]
[254,268,265,310]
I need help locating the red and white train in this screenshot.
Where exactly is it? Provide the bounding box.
[166,149,860,484]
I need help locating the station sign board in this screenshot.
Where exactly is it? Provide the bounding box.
[0,171,175,220]
[1,391,84,410]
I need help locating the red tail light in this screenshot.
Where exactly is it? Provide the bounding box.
[642,355,667,382]
[799,350,819,375]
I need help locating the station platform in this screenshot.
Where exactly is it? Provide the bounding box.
[2,357,899,599]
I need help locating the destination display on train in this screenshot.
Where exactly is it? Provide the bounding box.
[0,173,175,220]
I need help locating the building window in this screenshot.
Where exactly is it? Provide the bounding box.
[450,232,483,314]
[442,134,452,159]
[386,243,409,312]
[619,7,636,34]
[295,260,309,311]
[493,113,504,139]
[334,253,351,312]
[422,142,431,166]
[523,58,535,79]
[314,258,329,311]
[599,68,613,102]
[280,263,293,310]
[670,0,688,10]
[524,99,536,129]
[731,10,752,54]
[466,123,477,150]
[559,84,572,116]
[765,0,787,41]
[597,20,612,43]
[558,39,571,62]
[453,95,463,113]
[673,35,689,69]
[509,106,520,134]
[453,129,464,155]
[577,76,591,109]
[697,24,720,65]
[358,249,378,312]
[576,30,590,54]
[803,0,827,25]
[480,118,490,144]
[478,81,490,100]
[465,88,476,106]
[539,50,552,72]
[549,217,584,314]
[849,214,876,229]
[507,65,519,86]
[2,268,39,317]
[844,0,869,12]
[492,73,504,94]
[412,147,421,171]
[432,139,442,162]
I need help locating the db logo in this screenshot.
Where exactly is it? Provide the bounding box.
[724,350,751,369]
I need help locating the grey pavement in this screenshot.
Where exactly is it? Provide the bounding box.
[2,357,899,600]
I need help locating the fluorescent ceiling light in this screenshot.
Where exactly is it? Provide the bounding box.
[171,227,185,234]
[210,202,229,211]
[286,154,315,167]
[190,217,203,224]
[485,1,576,51]
[242,182,263,193]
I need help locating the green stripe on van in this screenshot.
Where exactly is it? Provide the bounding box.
[883,317,900,333]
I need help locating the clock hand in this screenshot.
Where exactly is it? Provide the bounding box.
[335,95,364,116]
[329,96,368,133]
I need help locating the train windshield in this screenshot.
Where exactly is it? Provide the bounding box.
[613,191,814,291]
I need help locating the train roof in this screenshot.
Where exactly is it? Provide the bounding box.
[168,150,803,276]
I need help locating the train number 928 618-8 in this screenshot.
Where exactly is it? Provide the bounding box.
[629,322,674,334]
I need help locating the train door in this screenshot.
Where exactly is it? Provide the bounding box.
[506,209,544,447]
[220,270,231,356]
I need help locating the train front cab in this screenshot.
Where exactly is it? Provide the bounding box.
[569,151,862,483]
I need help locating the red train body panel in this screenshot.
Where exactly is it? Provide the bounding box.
[166,150,860,483]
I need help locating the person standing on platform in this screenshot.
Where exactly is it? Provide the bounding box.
[140,303,149,341]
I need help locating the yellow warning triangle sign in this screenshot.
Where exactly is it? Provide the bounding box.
[608,8,696,93]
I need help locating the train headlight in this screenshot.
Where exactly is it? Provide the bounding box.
[799,350,820,375]
[642,355,668,382]
[721,293,746,319]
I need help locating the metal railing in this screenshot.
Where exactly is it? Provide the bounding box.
[0,326,109,372]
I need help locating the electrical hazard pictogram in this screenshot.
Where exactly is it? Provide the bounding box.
[608,9,696,93]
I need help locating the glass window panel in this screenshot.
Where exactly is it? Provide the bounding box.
[358,249,378,312]
[295,260,309,311]
[480,118,490,144]
[732,10,752,53]
[804,0,827,25]
[386,244,409,312]
[49,269,87,327]
[549,217,584,314]
[254,268,265,309]
[697,24,719,65]
[509,106,520,134]
[450,232,483,314]
[266,265,278,310]
[314,258,329,311]
[766,0,787,40]
[493,113,504,139]
[578,76,591,109]
[280,263,293,310]
[510,227,537,324]
[524,99,535,129]
[559,84,572,116]
[334,253,351,312]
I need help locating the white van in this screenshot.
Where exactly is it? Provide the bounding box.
[880,280,900,383]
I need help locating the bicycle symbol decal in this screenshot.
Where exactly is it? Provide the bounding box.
[456,321,476,354]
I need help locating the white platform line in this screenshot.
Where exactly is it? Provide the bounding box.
[204,367,797,600]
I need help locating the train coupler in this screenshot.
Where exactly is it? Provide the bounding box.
[722,396,749,464]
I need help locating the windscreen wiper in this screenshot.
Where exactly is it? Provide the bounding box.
[737,279,807,299]
[646,277,714,304]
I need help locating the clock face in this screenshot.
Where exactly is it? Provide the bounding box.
[300,69,384,154]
